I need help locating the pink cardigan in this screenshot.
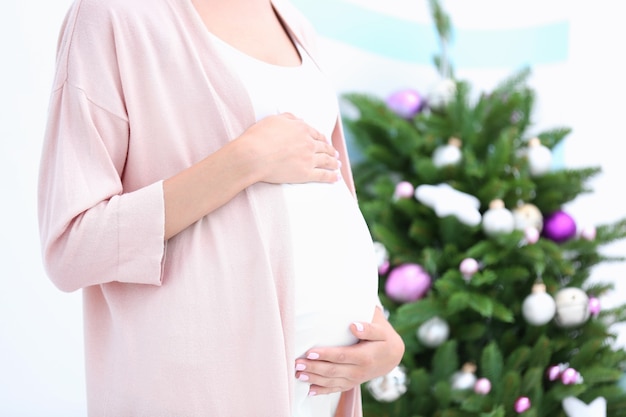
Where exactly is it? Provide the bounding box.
[38,0,361,415]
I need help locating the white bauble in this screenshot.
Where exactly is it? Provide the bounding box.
[554,287,590,327]
[417,316,450,348]
[372,241,389,270]
[522,283,557,326]
[527,137,552,176]
[482,199,515,237]
[427,78,456,110]
[433,137,462,167]
[366,366,408,402]
[512,203,543,232]
[451,363,477,391]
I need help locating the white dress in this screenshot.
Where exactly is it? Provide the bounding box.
[209,34,379,417]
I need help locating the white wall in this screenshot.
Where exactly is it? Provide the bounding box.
[1,1,86,416]
[1,1,624,416]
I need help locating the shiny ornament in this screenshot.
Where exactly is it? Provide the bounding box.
[451,363,477,391]
[524,226,540,244]
[386,89,423,119]
[459,257,479,281]
[580,225,597,241]
[372,242,390,275]
[474,378,492,395]
[561,367,583,385]
[589,296,601,316]
[385,263,431,303]
[482,199,515,237]
[393,181,415,200]
[547,363,569,381]
[432,137,462,167]
[427,78,456,110]
[366,365,408,402]
[554,287,590,327]
[527,137,552,176]
[415,183,481,226]
[515,397,531,413]
[512,203,543,232]
[543,210,577,243]
[522,283,556,326]
[417,316,450,348]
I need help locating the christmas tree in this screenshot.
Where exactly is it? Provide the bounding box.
[342,1,626,416]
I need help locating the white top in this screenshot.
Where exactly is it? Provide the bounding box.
[209,34,379,417]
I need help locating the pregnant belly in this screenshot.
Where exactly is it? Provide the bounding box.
[283,180,379,357]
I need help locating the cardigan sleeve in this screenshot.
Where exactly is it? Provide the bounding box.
[37,1,166,292]
[38,83,167,293]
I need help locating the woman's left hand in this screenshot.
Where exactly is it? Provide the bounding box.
[294,306,405,396]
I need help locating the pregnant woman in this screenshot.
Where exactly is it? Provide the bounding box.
[37,0,404,416]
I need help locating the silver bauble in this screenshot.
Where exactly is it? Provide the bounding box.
[554,287,590,327]
[527,137,552,176]
[513,203,544,232]
[522,283,556,326]
[482,199,515,237]
[417,316,450,348]
[366,365,408,402]
[433,137,462,167]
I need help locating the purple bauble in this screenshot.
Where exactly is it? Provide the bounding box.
[385,263,431,303]
[394,181,415,200]
[386,89,423,119]
[589,296,601,316]
[543,210,577,243]
[561,367,581,385]
[378,260,390,275]
[524,226,540,244]
[514,397,531,413]
[547,365,562,381]
[474,378,492,395]
[459,258,479,280]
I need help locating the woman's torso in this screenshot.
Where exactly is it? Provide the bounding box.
[207,31,379,417]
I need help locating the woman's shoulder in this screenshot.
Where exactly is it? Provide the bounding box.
[65,0,168,29]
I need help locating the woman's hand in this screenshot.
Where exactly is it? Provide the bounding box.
[239,112,341,185]
[294,307,405,396]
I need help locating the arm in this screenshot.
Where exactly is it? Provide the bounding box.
[163,113,340,239]
[39,84,339,291]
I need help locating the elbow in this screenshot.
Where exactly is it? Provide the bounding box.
[43,257,83,293]
[41,242,86,293]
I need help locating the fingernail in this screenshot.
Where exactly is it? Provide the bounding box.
[298,374,310,381]
[335,150,340,158]
[308,391,317,397]
[353,322,364,332]
[307,352,320,360]
[295,363,306,371]
[336,171,343,182]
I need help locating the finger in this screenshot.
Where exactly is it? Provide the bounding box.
[310,168,342,184]
[308,127,327,142]
[307,382,350,397]
[295,365,355,393]
[302,345,358,367]
[349,320,386,342]
[313,153,341,171]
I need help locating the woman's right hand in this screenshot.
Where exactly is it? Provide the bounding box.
[239,113,342,185]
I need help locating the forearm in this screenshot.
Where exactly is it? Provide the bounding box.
[163,138,259,240]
